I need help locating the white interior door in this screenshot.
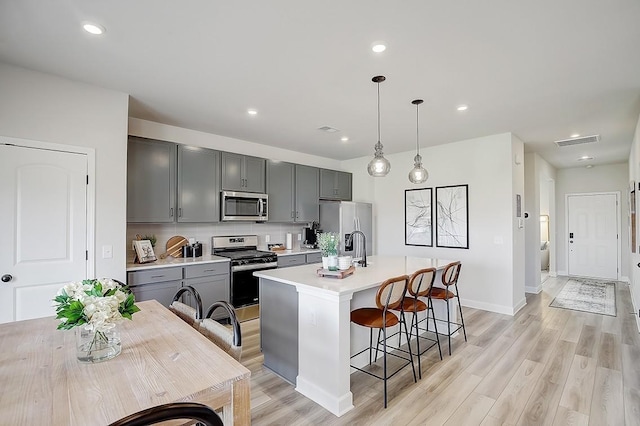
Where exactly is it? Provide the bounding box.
[0,144,87,323]
[567,193,618,279]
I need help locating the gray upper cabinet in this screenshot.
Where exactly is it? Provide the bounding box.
[295,165,319,222]
[127,137,177,223]
[266,160,295,222]
[221,152,266,193]
[266,161,318,223]
[319,169,352,201]
[177,145,220,222]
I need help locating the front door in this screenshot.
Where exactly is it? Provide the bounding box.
[567,193,618,279]
[0,143,88,323]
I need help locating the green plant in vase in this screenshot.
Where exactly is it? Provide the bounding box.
[317,232,339,270]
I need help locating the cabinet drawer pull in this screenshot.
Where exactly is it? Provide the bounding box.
[203,269,215,273]
[150,275,165,279]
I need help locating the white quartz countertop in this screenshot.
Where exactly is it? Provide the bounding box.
[126,253,230,272]
[254,255,457,296]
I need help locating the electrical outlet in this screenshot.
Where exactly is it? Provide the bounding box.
[297,233,302,241]
[265,235,270,243]
[309,311,316,326]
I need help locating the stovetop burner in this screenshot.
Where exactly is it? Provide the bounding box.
[211,235,277,266]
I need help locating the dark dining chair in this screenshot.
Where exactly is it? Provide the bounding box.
[198,301,242,361]
[168,285,203,328]
[108,402,223,426]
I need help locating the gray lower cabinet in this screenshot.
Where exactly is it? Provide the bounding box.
[319,169,352,201]
[266,161,319,223]
[277,254,306,268]
[127,137,177,223]
[177,145,220,222]
[221,152,266,193]
[278,252,322,268]
[184,263,230,320]
[127,267,183,307]
[305,252,322,264]
[127,262,231,319]
[260,278,298,384]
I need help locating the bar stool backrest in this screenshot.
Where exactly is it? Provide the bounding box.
[408,267,437,298]
[441,262,462,287]
[376,275,410,311]
[169,286,203,327]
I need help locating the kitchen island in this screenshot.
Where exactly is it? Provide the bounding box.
[254,255,457,417]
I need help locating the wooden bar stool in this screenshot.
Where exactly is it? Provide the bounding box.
[430,261,466,355]
[395,267,442,379]
[350,275,417,408]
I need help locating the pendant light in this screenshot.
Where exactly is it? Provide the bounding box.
[408,99,428,184]
[367,75,391,177]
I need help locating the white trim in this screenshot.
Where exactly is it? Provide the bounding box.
[525,284,543,294]
[0,135,96,278]
[565,191,621,280]
[620,275,630,283]
[461,297,525,316]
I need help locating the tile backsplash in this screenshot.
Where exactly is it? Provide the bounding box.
[127,222,310,255]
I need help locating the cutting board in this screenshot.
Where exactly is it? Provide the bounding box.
[160,236,188,259]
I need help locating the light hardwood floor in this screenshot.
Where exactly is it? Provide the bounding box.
[240,277,640,425]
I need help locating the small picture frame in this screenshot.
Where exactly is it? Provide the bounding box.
[133,240,157,263]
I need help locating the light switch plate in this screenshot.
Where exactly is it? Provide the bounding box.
[102,245,113,259]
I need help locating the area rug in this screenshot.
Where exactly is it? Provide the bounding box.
[549,278,616,316]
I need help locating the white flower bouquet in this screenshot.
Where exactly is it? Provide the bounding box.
[53,278,140,332]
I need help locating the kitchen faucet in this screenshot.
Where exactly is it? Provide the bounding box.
[346,230,367,267]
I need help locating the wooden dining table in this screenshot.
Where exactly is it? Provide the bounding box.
[0,300,251,425]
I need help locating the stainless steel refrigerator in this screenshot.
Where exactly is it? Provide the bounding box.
[319,201,373,260]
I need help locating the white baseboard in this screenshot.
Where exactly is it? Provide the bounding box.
[462,298,525,316]
[557,270,567,276]
[525,285,542,294]
[628,283,640,333]
[619,275,630,283]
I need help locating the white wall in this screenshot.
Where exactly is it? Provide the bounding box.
[342,133,525,315]
[0,62,129,281]
[555,163,629,279]
[129,118,342,170]
[524,153,557,293]
[511,135,526,309]
[628,113,640,328]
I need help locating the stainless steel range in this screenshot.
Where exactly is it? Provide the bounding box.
[211,235,277,321]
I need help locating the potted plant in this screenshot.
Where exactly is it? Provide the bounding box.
[317,232,339,271]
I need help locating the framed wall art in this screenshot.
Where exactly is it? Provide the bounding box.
[133,239,157,263]
[405,188,433,246]
[435,184,469,249]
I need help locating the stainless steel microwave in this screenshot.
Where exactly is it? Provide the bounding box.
[221,191,268,221]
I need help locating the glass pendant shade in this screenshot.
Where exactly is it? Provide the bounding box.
[408,98,428,184]
[408,153,428,183]
[368,141,391,176]
[368,75,390,177]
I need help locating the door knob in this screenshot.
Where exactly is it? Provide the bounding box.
[637,263,640,268]
[1,274,12,283]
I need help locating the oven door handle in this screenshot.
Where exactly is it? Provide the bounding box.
[232,262,278,272]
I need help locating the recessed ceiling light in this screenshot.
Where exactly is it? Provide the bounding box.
[571,133,580,138]
[586,164,594,169]
[577,155,594,161]
[371,43,386,53]
[457,105,468,111]
[341,137,349,142]
[83,23,105,35]
[247,109,258,115]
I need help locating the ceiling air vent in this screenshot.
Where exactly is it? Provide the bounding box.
[554,134,600,147]
[318,126,339,133]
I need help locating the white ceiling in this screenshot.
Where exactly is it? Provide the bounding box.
[1,1,639,169]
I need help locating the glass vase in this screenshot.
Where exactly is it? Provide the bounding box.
[75,325,122,363]
[327,248,339,271]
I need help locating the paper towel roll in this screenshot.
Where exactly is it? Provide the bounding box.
[285,233,293,249]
